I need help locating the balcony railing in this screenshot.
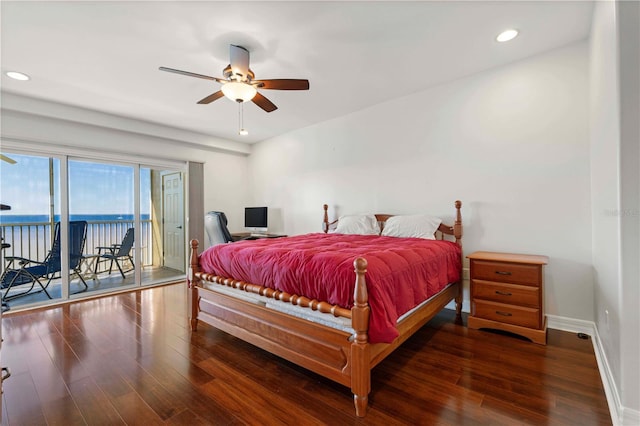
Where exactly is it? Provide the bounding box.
[1,220,152,273]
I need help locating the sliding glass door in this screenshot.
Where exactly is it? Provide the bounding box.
[68,159,136,295]
[0,151,186,310]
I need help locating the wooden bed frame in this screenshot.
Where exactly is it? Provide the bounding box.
[188,200,463,417]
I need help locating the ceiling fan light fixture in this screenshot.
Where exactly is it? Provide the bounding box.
[221,81,257,102]
[496,29,519,42]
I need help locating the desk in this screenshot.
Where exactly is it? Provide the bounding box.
[231,233,287,240]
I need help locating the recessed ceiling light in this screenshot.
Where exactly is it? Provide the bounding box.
[5,71,30,81]
[496,29,519,43]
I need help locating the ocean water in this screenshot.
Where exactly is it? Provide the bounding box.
[1,214,153,265]
[0,214,150,224]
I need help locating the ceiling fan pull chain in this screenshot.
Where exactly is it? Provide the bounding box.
[238,101,248,136]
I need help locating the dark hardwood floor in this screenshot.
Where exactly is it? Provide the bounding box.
[1,283,611,425]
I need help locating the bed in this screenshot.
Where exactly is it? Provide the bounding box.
[188,200,463,417]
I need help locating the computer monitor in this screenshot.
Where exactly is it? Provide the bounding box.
[244,207,268,233]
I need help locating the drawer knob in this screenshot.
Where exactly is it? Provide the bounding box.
[495,271,512,276]
[495,311,513,317]
[495,290,512,296]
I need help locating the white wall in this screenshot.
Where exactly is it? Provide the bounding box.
[590,1,640,422]
[249,41,593,321]
[617,0,640,416]
[590,0,622,404]
[0,93,251,236]
[202,156,250,233]
[1,92,251,156]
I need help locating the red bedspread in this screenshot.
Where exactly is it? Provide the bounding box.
[199,233,461,343]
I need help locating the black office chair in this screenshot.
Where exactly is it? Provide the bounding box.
[205,211,254,247]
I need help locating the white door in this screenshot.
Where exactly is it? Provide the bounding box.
[162,172,185,271]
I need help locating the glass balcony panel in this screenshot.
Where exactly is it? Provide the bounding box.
[0,154,62,306]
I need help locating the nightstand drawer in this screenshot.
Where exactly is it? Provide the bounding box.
[472,260,540,286]
[472,280,540,307]
[473,300,541,329]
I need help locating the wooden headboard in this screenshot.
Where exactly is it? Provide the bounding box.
[322,200,463,245]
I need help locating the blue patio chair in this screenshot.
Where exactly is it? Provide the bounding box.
[1,221,88,302]
[94,227,134,279]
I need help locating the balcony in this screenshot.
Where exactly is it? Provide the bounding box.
[1,219,182,309]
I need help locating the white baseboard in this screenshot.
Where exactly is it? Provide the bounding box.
[547,315,640,426]
[621,407,640,426]
[546,314,595,335]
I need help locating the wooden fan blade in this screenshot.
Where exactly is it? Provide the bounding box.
[0,154,17,164]
[159,67,225,83]
[230,45,250,80]
[197,91,225,104]
[252,92,277,112]
[253,79,310,90]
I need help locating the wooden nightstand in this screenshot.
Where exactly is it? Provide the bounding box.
[467,251,549,345]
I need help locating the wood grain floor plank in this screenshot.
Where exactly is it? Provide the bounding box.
[136,353,239,424]
[1,371,48,425]
[480,394,551,425]
[110,391,165,426]
[39,394,87,426]
[144,343,215,387]
[197,357,330,426]
[164,408,231,426]
[67,376,125,425]
[38,331,93,385]
[104,349,187,421]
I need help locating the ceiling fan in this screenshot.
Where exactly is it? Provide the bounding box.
[160,45,309,113]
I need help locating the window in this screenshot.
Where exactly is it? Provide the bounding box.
[0,152,185,309]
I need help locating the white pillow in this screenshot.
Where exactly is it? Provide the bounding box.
[381,215,442,239]
[334,214,380,235]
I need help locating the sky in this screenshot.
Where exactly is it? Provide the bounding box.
[0,153,152,217]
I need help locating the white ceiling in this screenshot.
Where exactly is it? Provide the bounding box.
[1,1,594,145]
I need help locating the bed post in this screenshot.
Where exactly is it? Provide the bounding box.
[454,200,463,316]
[323,204,329,233]
[189,239,201,331]
[352,257,371,417]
